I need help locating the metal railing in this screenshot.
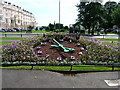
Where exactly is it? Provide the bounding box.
[1,62,120,71]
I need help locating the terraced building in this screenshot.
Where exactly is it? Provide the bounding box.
[0,0,37,29]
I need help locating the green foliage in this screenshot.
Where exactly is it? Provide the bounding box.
[27,25,34,30]
[76,1,119,33]
[77,2,105,35]
[48,23,55,31]
[103,1,118,28]
[112,6,120,27]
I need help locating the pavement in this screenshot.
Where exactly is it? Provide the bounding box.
[2,69,119,88]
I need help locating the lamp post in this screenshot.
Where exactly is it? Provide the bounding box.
[59,0,60,30]
[59,0,60,24]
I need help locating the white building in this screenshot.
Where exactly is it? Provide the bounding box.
[0,0,37,29]
[0,0,3,29]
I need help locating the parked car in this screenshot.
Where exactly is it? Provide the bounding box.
[2,29,7,32]
[0,28,2,32]
[7,29,12,32]
[13,28,21,32]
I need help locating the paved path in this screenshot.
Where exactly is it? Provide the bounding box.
[2,69,119,88]
[0,33,119,39]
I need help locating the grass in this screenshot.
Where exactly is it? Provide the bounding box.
[1,30,50,33]
[1,31,26,33]
[107,32,118,34]
[104,42,118,46]
[0,66,119,71]
[96,38,120,41]
[0,37,27,45]
[1,37,27,40]
[32,30,50,33]
[0,41,12,45]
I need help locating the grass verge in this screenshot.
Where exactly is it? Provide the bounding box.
[1,37,27,40]
[0,66,119,71]
[2,30,49,33]
[104,42,118,46]
[96,38,120,41]
[0,41,12,45]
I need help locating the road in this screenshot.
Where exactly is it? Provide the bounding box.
[0,33,119,39]
[2,69,119,88]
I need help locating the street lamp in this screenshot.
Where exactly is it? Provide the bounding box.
[59,0,60,30]
[59,0,60,24]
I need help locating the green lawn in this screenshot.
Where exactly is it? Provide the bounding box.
[96,38,120,41]
[0,41,12,45]
[1,31,26,33]
[1,37,27,40]
[104,42,118,46]
[1,30,50,33]
[0,66,119,71]
[107,32,118,34]
[0,37,27,45]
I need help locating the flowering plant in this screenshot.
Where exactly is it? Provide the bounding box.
[2,34,119,65]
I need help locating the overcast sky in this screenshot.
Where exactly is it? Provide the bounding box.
[5,0,120,26]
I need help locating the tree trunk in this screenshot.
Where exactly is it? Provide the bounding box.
[91,25,95,35]
[88,27,91,35]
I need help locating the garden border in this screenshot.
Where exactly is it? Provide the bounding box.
[1,63,120,71]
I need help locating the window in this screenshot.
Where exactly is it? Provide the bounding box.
[0,16,2,20]
[0,10,2,14]
[6,18,8,23]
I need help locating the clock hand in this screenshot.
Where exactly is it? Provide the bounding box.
[65,47,75,51]
[51,45,75,52]
[52,39,75,53]
[51,45,59,48]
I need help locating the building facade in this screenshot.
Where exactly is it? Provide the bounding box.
[0,0,37,29]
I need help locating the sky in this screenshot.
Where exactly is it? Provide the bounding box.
[5,0,120,26]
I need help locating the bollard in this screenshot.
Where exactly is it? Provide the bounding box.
[31,64,34,70]
[21,34,22,37]
[70,65,73,71]
[5,34,7,37]
[112,65,114,71]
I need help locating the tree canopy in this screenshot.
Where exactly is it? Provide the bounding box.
[76,1,119,34]
[112,6,120,28]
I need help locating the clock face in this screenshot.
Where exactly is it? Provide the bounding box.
[34,36,87,61]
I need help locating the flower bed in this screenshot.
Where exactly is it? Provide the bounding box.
[2,33,119,65]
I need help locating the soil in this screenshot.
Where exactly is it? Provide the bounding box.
[34,39,87,61]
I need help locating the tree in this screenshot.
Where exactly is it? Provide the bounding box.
[104,1,117,28]
[27,25,34,30]
[77,2,104,35]
[64,26,68,30]
[27,25,34,33]
[112,6,120,28]
[48,23,54,31]
[35,27,38,30]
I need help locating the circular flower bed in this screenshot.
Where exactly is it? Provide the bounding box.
[2,33,119,65]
